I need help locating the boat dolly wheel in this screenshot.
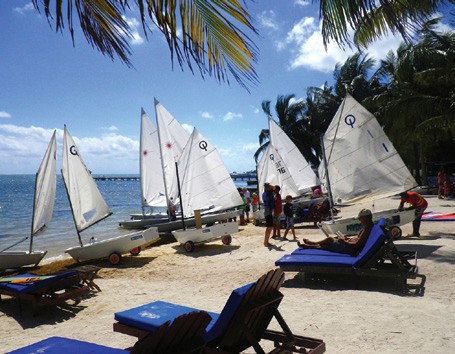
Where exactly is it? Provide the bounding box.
[130,246,141,256]
[389,226,402,240]
[222,235,232,245]
[108,252,122,265]
[184,241,195,252]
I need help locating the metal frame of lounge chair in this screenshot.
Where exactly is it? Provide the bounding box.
[0,270,90,315]
[276,221,426,295]
[113,269,326,354]
[7,311,211,354]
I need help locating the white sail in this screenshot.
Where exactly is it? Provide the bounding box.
[322,94,417,204]
[178,128,243,218]
[61,126,111,233]
[268,117,318,192]
[257,143,300,198]
[154,99,191,204]
[32,130,57,236]
[140,108,167,208]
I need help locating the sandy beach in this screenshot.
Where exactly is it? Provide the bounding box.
[1,195,454,353]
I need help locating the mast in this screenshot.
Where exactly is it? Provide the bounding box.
[29,170,40,253]
[139,108,146,216]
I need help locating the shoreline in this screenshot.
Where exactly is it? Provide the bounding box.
[1,195,454,353]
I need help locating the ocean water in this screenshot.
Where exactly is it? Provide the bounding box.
[0,175,251,263]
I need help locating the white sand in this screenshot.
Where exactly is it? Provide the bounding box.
[1,196,454,353]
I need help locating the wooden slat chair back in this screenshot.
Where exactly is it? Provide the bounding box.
[131,311,211,354]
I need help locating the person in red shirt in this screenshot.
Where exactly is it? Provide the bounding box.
[398,191,428,237]
[437,167,445,199]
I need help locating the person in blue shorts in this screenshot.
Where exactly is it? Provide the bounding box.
[262,182,275,247]
[297,209,374,256]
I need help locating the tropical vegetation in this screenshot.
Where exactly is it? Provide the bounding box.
[256,25,455,184]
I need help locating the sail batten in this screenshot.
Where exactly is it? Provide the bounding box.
[321,94,417,204]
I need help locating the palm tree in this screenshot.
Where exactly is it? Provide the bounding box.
[371,23,455,183]
[32,0,258,90]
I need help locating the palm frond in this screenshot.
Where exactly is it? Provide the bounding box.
[33,0,258,89]
[320,0,446,49]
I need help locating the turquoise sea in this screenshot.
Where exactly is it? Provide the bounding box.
[0,175,251,263]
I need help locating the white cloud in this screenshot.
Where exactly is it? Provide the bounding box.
[242,143,259,153]
[250,106,260,114]
[181,123,194,134]
[123,16,144,45]
[294,0,310,6]
[103,125,119,132]
[258,10,279,31]
[201,111,214,119]
[13,3,34,15]
[222,112,243,122]
[0,111,12,119]
[0,124,139,174]
[283,17,403,73]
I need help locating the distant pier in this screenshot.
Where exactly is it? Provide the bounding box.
[94,176,140,181]
[94,172,257,183]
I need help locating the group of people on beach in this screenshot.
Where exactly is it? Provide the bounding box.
[259,178,430,251]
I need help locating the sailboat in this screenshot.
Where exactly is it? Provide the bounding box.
[171,128,243,252]
[120,99,240,231]
[128,108,170,221]
[253,118,321,223]
[0,131,56,270]
[268,117,319,195]
[319,94,417,236]
[61,126,159,264]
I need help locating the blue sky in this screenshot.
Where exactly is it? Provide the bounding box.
[1,1,453,175]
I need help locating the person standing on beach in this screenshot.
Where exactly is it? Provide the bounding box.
[398,191,428,237]
[272,185,283,239]
[438,167,445,199]
[242,187,251,222]
[282,195,297,240]
[262,183,275,247]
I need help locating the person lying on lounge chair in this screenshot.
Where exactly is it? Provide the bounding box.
[297,209,374,256]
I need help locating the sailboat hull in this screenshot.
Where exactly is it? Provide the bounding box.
[120,210,241,232]
[0,251,47,270]
[319,208,416,235]
[64,227,159,262]
[172,221,238,245]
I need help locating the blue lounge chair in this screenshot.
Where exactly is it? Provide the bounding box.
[7,311,211,354]
[113,269,326,353]
[276,219,426,294]
[0,270,90,315]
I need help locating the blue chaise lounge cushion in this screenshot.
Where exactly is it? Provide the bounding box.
[7,336,127,354]
[0,271,78,294]
[275,219,387,268]
[114,282,254,343]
